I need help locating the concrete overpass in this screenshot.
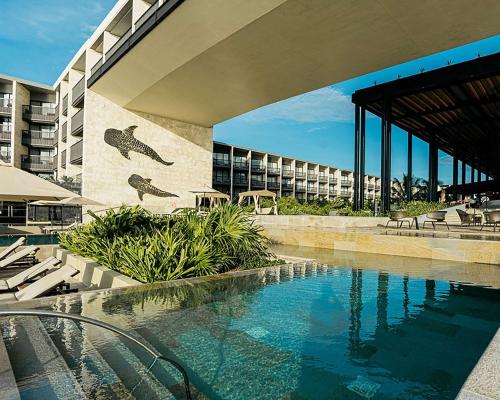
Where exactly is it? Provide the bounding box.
[88,0,500,127]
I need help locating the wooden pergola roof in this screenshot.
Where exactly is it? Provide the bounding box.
[352,52,500,180]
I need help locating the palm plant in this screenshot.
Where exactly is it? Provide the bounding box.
[392,174,428,201]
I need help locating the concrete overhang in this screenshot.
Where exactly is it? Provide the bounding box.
[90,0,500,127]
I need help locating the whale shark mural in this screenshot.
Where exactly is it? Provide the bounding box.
[128,174,178,201]
[104,125,174,166]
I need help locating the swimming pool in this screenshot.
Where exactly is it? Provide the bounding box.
[0,233,59,247]
[1,260,499,399]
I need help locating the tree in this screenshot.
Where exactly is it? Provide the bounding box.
[392,174,428,202]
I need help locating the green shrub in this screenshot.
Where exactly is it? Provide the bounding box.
[59,204,277,283]
[392,200,444,217]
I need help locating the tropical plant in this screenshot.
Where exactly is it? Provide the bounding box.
[393,200,444,217]
[391,174,428,201]
[59,204,277,283]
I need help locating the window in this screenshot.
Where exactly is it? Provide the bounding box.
[0,93,13,107]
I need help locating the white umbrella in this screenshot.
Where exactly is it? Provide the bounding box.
[57,196,104,206]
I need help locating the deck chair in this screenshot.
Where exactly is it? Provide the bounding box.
[0,265,79,302]
[386,210,411,228]
[0,245,39,269]
[0,237,26,260]
[0,257,61,291]
[481,210,500,232]
[456,209,474,226]
[422,211,449,230]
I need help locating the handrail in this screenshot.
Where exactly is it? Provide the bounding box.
[0,309,192,400]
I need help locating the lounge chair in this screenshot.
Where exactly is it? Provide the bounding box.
[257,207,274,215]
[0,265,79,302]
[456,209,474,226]
[0,257,61,291]
[422,211,449,230]
[0,237,26,260]
[480,210,500,232]
[0,245,39,269]
[386,210,411,228]
[43,221,78,234]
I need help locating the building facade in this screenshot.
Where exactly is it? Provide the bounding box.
[213,142,381,203]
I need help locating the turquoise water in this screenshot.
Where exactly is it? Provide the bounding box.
[2,263,499,399]
[0,234,59,246]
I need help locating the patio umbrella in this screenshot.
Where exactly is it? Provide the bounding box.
[57,196,104,206]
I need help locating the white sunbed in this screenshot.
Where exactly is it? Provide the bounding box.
[0,265,79,303]
[0,245,39,269]
[0,237,26,260]
[0,257,61,291]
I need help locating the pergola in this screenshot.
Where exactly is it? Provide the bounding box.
[351,52,500,212]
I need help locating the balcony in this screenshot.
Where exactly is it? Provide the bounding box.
[330,178,338,185]
[90,58,103,76]
[267,167,280,176]
[375,185,381,190]
[0,151,10,163]
[105,27,132,62]
[307,186,317,193]
[251,180,265,188]
[22,105,56,123]
[267,181,280,189]
[61,150,66,168]
[341,179,352,186]
[62,122,67,142]
[307,173,317,181]
[53,129,59,146]
[135,0,160,31]
[367,183,375,190]
[282,168,293,177]
[72,76,85,107]
[251,164,266,173]
[62,95,68,115]
[212,176,230,185]
[340,191,351,198]
[233,178,248,187]
[21,155,54,172]
[296,186,306,193]
[319,188,328,195]
[318,175,328,182]
[295,171,306,179]
[54,103,60,121]
[0,100,12,115]
[70,140,83,165]
[282,183,293,191]
[233,161,248,170]
[22,130,56,148]
[0,126,11,142]
[213,158,230,168]
[71,109,84,136]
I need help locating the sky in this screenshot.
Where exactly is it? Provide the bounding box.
[0,1,498,184]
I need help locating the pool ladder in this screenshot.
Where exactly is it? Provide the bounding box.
[0,309,193,400]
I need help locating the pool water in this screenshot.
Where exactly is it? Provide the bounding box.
[2,261,499,400]
[0,234,59,247]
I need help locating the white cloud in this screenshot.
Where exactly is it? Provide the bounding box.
[239,87,354,124]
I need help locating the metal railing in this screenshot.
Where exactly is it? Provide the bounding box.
[22,105,56,122]
[0,309,192,400]
[340,191,351,197]
[72,76,85,106]
[62,122,67,142]
[233,161,248,170]
[233,178,248,186]
[91,58,103,76]
[319,188,328,195]
[22,130,55,147]
[251,164,265,173]
[330,178,337,184]
[212,176,230,184]
[0,127,11,141]
[70,140,83,164]
[267,167,280,175]
[307,173,317,180]
[282,169,293,177]
[367,184,375,190]
[295,186,306,193]
[213,158,230,167]
[21,155,54,171]
[0,99,12,114]
[135,0,160,29]
[318,175,328,182]
[71,108,84,135]
[105,27,132,61]
[282,183,293,190]
[295,171,306,179]
[340,179,352,186]
[62,95,68,115]
[251,180,265,188]
[61,150,66,167]
[267,181,280,189]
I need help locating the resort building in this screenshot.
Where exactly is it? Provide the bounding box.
[0,74,56,179]
[213,142,381,202]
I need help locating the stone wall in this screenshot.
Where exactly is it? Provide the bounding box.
[11,82,29,168]
[82,90,213,213]
[254,214,388,229]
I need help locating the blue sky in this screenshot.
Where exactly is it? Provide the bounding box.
[0,1,498,183]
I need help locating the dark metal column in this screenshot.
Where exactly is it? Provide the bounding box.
[471,167,475,184]
[353,104,360,210]
[428,140,438,201]
[462,161,466,185]
[359,107,366,209]
[381,99,391,213]
[407,133,412,201]
[452,155,458,200]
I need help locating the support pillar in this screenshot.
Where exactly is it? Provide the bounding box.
[359,107,366,209]
[428,140,438,201]
[381,99,391,213]
[407,133,412,201]
[471,167,475,184]
[452,155,458,201]
[353,105,360,210]
[462,161,466,185]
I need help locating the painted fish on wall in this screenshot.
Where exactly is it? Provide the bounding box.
[104,125,174,166]
[128,174,178,201]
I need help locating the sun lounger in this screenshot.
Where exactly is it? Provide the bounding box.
[0,265,79,302]
[0,237,26,260]
[0,257,61,291]
[422,211,449,230]
[0,245,39,269]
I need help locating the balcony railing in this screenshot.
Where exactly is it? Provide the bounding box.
[375,185,381,190]
[105,27,132,61]
[330,178,338,184]
[340,191,351,197]
[282,168,293,177]
[61,150,66,168]
[22,130,55,147]
[72,76,85,106]
[135,0,160,30]
[251,180,265,188]
[367,183,375,190]
[295,171,306,179]
[70,140,83,164]
[212,176,230,185]
[0,126,11,142]
[341,179,352,186]
[233,178,248,186]
[71,108,84,136]
[62,122,67,142]
[91,58,103,76]
[22,105,56,123]
[296,186,306,193]
[267,181,280,189]
[319,188,328,195]
[62,94,68,115]
[0,151,10,162]
[267,167,280,176]
[251,164,265,173]
[213,158,230,168]
[233,161,248,170]
[0,99,12,115]
[318,175,328,182]
[307,186,317,192]
[307,173,317,180]
[282,183,293,190]
[53,129,59,146]
[21,155,54,172]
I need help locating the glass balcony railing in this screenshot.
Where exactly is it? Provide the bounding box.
[233,160,248,170]
[295,171,306,179]
[70,140,83,165]
[296,186,306,193]
[251,180,265,188]
[21,155,54,172]
[22,105,56,122]
[22,130,55,147]
[212,176,230,185]
[213,158,230,167]
[282,183,293,190]
[341,179,352,186]
[282,168,293,177]
[267,181,280,189]
[251,164,266,173]
[72,76,85,106]
[71,109,84,136]
[318,175,328,182]
[0,126,11,141]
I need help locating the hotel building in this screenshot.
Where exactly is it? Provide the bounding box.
[213,142,382,203]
